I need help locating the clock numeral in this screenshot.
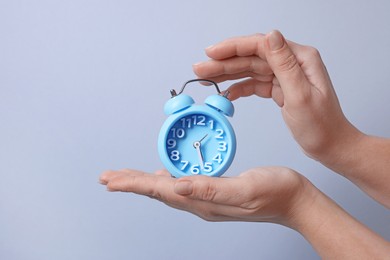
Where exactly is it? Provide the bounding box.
[195,115,206,126]
[215,129,224,139]
[213,153,223,164]
[180,160,189,170]
[204,162,213,173]
[170,150,180,161]
[170,128,185,138]
[167,139,176,149]
[181,118,192,128]
[180,115,207,128]
[208,120,214,130]
[191,164,200,174]
[217,142,227,151]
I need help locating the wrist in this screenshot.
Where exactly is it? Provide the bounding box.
[270,171,321,229]
[284,178,390,258]
[314,119,365,173]
[281,176,322,230]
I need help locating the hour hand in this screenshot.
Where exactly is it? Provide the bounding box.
[198,134,208,144]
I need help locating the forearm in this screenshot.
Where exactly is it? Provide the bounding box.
[320,126,390,208]
[289,183,390,259]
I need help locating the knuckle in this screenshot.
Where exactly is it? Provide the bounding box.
[150,189,162,200]
[200,183,218,202]
[192,180,218,202]
[238,202,261,215]
[150,178,163,199]
[304,46,321,59]
[198,210,219,222]
[199,212,215,221]
[277,52,299,73]
[249,56,257,72]
[290,88,312,106]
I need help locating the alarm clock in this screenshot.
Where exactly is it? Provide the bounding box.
[158,79,236,178]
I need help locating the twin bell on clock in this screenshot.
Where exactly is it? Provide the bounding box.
[158,79,236,178]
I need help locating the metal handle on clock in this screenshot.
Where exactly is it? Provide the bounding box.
[170,79,230,98]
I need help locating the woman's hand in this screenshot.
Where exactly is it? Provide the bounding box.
[99,168,390,258]
[193,30,362,162]
[194,30,390,208]
[99,167,313,226]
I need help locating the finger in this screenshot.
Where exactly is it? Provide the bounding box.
[99,169,144,184]
[99,170,114,184]
[272,76,280,86]
[205,33,267,60]
[264,30,311,105]
[200,72,274,87]
[227,78,273,101]
[271,85,284,107]
[106,171,174,196]
[103,171,243,221]
[103,169,191,205]
[103,170,257,222]
[284,41,331,91]
[193,56,272,79]
[154,169,171,177]
[162,198,246,222]
[173,175,248,206]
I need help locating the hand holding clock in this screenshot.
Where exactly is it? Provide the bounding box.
[100,167,313,225]
[100,30,390,258]
[100,166,390,259]
[193,30,390,209]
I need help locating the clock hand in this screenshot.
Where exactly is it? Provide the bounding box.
[193,141,205,170]
[198,134,208,144]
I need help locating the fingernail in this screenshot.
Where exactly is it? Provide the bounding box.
[105,183,115,192]
[174,180,193,195]
[205,44,214,51]
[268,30,284,51]
[192,62,201,67]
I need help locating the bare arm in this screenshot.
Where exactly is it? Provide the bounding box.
[323,134,390,208]
[292,183,390,259]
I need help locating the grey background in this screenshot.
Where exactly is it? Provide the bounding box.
[1,0,389,259]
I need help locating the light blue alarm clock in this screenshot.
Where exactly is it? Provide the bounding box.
[158,79,236,178]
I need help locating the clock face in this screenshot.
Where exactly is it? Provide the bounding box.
[165,113,234,177]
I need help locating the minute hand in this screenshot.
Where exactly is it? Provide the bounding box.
[193,141,204,170]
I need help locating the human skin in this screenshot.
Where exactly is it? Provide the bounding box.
[99,30,390,258]
[100,168,390,259]
[193,30,390,208]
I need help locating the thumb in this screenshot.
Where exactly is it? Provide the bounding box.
[174,176,242,205]
[265,30,311,103]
